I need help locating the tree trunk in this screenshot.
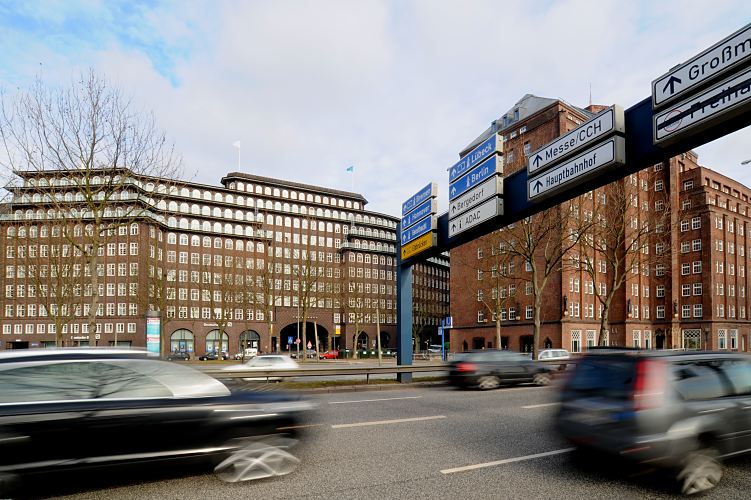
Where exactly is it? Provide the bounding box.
[495,319,502,350]
[313,321,320,364]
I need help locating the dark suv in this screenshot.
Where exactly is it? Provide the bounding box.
[556,349,751,495]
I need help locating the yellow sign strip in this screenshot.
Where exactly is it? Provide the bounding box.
[401,232,435,260]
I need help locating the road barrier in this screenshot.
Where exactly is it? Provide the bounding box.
[205,364,447,384]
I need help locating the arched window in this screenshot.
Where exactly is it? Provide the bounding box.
[170,329,194,353]
[205,330,229,353]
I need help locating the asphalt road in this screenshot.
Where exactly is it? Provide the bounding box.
[30,383,751,499]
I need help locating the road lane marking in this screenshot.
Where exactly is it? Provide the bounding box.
[521,402,560,409]
[277,424,324,430]
[331,415,446,429]
[329,396,423,405]
[440,448,575,474]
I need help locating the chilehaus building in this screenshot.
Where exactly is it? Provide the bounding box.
[0,170,449,355]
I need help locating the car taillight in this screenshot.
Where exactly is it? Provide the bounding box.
[456,362,477,373]
[633,359,667,411]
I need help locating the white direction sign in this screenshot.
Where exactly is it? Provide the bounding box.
[449,176,502,219]
[527,106,624,175]
[448,196,503,238]
[528,137,626,201]
[653,23,751,109]
[653,65,751,145]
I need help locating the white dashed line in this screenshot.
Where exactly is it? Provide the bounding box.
[440,448,575,474]
[331,415,446,429]
[521,402,560,409]
[329,396,423,405]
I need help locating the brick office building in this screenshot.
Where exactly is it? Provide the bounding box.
[449,94,751,355]
[0,169,449,355]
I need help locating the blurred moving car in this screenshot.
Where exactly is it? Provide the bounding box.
[319,350,339,360]
[0,348,314,494]
[165,350,191,361]
[447,350,553,389]
[538,348,570,361]
[198,350,229,361]
[556,349,751,495]
[223,355,300,381]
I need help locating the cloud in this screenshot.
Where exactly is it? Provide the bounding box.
[1,0,751,216]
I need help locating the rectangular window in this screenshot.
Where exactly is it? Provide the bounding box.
[693,261,702,274]
[681,263,690,275]
[693,283,702,295]
[682,304,691,318]
[656,305,665,319]
[692,239,701,251]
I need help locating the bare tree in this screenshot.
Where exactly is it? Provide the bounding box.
[502,206,592,359]
[453,232,517,351]
[578,180,671,345]
[0,71,181,345]
[13,222,81,345]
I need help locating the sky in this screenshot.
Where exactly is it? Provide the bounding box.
[1,0,751,217]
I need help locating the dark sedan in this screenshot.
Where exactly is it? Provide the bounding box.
[0,348,314,494]
[448,350,553,389]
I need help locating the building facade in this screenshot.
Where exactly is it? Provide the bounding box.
[449,94,751,355]
[0,169,449,355]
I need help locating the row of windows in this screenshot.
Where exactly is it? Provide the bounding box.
[4,302,140,318]
[5,282,137,299]
[5,263,138,281]
[7,224,139,239]
[6,243,138,260]
[2,322,137,335]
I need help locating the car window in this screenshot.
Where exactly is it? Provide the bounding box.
[672,363,732,401]
[718,359,751,395]
[0,361,172,403]
[566,356,636,399]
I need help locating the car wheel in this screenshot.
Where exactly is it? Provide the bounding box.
[533,372,551,386]
[477,375,500,390]
[677,447,722,495]
[215,436,300,482]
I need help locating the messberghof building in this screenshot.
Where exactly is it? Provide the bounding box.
[450,94,751,354]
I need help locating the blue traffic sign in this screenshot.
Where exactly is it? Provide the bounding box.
[402,182,437,216]
[448,133,503,184]
[287,336,294,345]
[400,216,435,246]
[401,198,437,230]
[449,155,502,201]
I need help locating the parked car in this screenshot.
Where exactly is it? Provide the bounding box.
[199,351,229,361]
[447,350,553,389]
[319,350,339,360]
[223,355,300,382]
[290,349,317,360]
[165,350,191,361]
[556,348,751,495]
[234,348,258,360]
[0,348,314,495]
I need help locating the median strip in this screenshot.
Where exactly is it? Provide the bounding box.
[440,448,575,474]
[331,415,446,429]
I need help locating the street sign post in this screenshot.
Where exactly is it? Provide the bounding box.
[652,23,751,109]
[448,133,503,183]
[400,215,437,246]
[401,182,437,216]
[449,155,503,201]
[401,198,438,230]
[653,65,751,145]
[528,137,626,201]
[401,231,436,260]
[527,106,624,175]
[399,182,438,261]
[448,196,503,237]
[449,176,503,219]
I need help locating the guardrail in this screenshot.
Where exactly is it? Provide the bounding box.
[204,364,447,384]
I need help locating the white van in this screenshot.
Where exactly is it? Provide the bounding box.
[538,349,570,361]
[234,348,258,360]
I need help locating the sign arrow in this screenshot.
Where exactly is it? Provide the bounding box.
[532,154,542,168]
[451,223,456,232]
[662,75,682,95]
[450,186,456,196]
[533,180,543,193]
[451,205,455,214]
